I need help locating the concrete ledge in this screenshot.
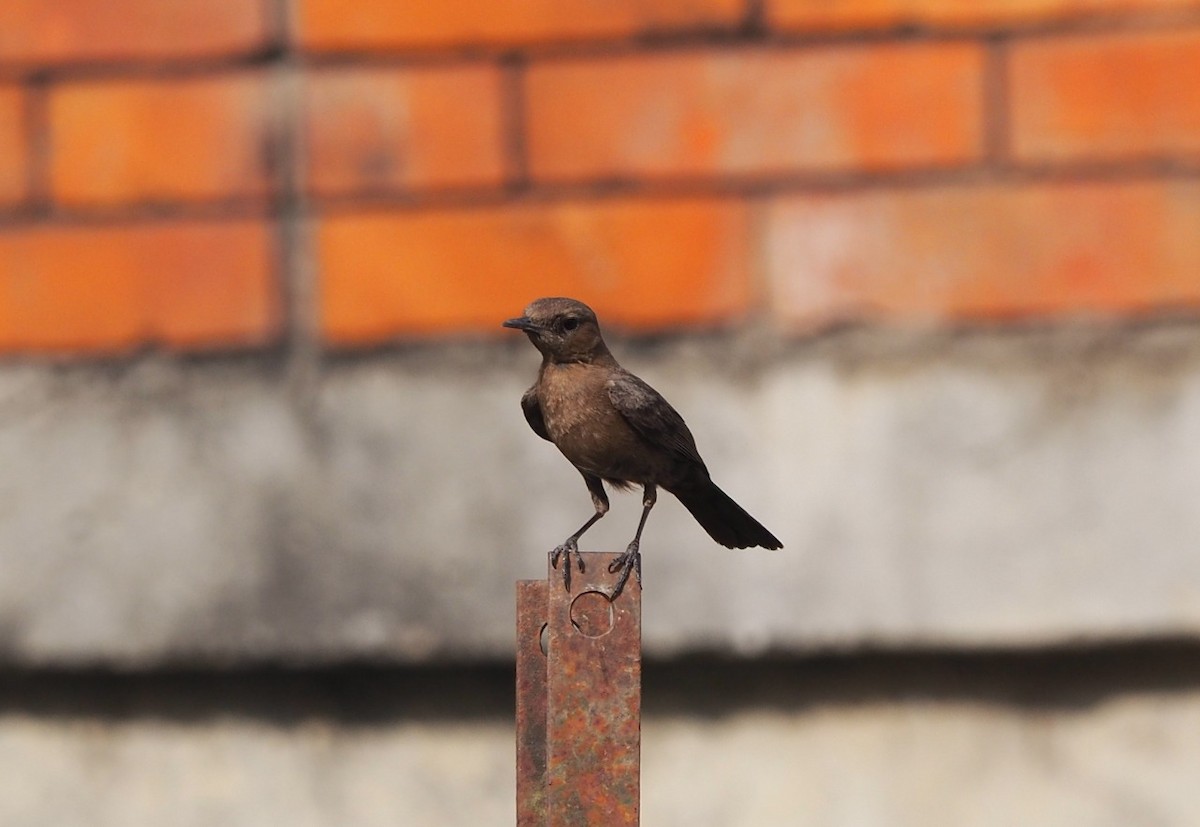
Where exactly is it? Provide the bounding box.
[2,322,1199,665]
[3,653,1200,826]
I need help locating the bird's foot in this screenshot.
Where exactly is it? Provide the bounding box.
[550,538,586,592]
[607,540,642,601]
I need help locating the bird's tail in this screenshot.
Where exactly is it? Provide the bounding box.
[670,480,782,550]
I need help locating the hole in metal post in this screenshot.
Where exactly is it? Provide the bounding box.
[570,591,614,638]
[538,623,549,655]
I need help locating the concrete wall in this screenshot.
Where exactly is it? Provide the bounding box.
[4,322,1200,823]
[4,323,1200,666]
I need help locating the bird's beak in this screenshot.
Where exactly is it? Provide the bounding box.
[502,316,538,332]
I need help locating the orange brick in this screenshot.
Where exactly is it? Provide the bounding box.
[296,0,743,50]
[527,44,985,181]
[1011,30,1200,162]
[770,0,1200,30]
[50,73,278,207]
[305,66,507,196]
[0,85,26,205]
[0,0,269,63]
[318,199,751,342]
[767,181,1200,326]
[0,219,278,352]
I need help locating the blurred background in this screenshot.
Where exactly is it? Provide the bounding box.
[2,0,1200,824]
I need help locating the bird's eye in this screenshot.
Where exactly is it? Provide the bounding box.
[562,318,579,332]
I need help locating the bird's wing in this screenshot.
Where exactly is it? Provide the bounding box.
[606,371,705,466]
[520,386,551,441]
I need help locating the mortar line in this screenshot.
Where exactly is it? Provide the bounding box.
[271,0,322,401]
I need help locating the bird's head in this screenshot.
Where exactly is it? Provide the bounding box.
[503,297,609,364]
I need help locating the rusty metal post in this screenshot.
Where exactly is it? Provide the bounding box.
[516,552,642,826]
[516,579,548,826]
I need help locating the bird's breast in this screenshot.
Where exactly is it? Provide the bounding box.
[537,363,647,482]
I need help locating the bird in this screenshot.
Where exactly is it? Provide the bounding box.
[503,297,781,599]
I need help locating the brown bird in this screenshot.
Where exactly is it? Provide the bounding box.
[503,297,782,598]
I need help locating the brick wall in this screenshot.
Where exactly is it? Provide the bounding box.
[1,0,1199,354]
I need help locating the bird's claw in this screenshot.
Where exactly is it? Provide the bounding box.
[607,541,642,600]
[550,538,585,592]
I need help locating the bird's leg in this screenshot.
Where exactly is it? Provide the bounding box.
[551,474,609,592]
[609,484,655,600]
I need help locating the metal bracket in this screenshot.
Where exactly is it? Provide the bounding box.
[517,552,642,826]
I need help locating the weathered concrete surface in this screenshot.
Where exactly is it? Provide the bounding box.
[2,322,1200,665]
[3,686,1200,826]
[0,716,513,827]
[644,690,1200,827]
